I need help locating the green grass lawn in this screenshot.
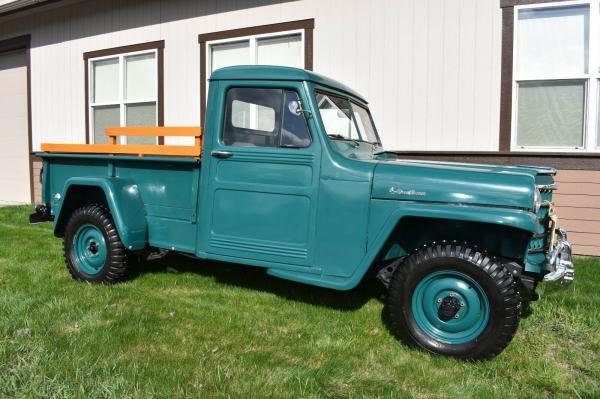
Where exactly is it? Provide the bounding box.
[1,205,599,398]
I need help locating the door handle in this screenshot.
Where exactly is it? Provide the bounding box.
[211,150,233,159]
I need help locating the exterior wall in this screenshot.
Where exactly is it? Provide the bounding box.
[1,0,595,255]
[0,48,30,205]
[554,170,600,256]
[32,158,42,203]
[0,0,502,152]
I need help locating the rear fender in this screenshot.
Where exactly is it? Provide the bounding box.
[53,177,147,250]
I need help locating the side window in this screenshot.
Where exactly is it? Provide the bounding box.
[223,88,282,147]
[281,91,311,147]
[223,87,311,148]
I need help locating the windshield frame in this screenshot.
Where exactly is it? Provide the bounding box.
[313,89,382,146]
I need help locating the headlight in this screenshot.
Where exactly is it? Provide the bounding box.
[533,188,542,213]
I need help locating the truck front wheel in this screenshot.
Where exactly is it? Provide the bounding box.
[385,244,521,359]
[63,204,129,283]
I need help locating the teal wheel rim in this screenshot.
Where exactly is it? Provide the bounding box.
[411,270,490,344]
[72,223,107,276]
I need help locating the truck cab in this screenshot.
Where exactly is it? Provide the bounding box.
[32,65,574,359]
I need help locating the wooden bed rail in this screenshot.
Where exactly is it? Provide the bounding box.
[41,127,202,157]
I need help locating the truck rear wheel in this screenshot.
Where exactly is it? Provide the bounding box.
[63,204,129,283]
[385,244,521,359]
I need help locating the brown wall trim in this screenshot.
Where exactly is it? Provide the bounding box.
[394,151,600,170]
[83,40,165,60]
[157,46,164,144]
[499,7,514,152]
[83,40,165,144]
[0,34,34,203]
[197,19,315,43]
[0,34,30,52]
[198,18,315,125]
[501,0,569,8]
[199,40,207,126]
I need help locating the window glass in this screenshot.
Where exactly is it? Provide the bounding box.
[223,88,311,148]
[92,58,119,103]
[211,41,250,72]
[316,92,379,144]
[281,91,311,147]
[597,80,600,148]
[93,105,119,144]
[316,93,359,139]
[126,103,157,144]
[231,100,275,132]
[516,80,585,147]
[352,105,379,144]
[514,4,590,149]
[89,51,158,144]
[125,53,156,101]
[257,34,303,68]
[223,88,282,147]
[517,5,589,78]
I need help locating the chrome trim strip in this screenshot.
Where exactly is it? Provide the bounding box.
[536,183,557,191]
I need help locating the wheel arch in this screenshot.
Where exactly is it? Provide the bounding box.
[349,203,540,289]
[53,177,147,250]
[378,216,533,264]
[368,203,538,264]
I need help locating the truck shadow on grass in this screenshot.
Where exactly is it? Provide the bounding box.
[128,253,386,312]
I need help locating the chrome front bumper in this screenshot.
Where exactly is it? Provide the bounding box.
[543,228,575,284]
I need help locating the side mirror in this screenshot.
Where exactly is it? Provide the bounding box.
[288,100,312,118]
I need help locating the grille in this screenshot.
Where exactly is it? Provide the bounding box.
[529,183,557,255]
[527,235,546,253]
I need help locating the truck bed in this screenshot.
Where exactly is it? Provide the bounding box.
[39,127,203,254]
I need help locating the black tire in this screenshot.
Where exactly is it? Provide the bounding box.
[63,204,129,283]
[385,244,521,360]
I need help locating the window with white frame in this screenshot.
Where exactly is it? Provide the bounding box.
[89,50,158,144]
[513,1,600,151]
[207,31,303,79]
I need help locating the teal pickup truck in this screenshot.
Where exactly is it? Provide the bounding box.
[31,65,574,359]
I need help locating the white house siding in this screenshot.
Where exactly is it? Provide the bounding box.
[0,49,30,204]
[0,0,502,152]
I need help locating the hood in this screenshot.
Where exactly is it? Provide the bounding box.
[372,159,545,210]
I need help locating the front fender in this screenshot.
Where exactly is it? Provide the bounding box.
[269,201,541,291]
[367,200,541,252]
[54,177,147,250]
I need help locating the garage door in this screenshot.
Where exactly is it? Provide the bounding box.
[0,50,30,205]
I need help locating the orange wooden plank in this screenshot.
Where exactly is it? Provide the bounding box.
[105,126,202,137]
[41,143,201,157]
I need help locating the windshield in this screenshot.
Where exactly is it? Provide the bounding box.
[315,92,380,145]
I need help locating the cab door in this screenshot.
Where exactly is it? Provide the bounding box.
[203,83,320,267]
